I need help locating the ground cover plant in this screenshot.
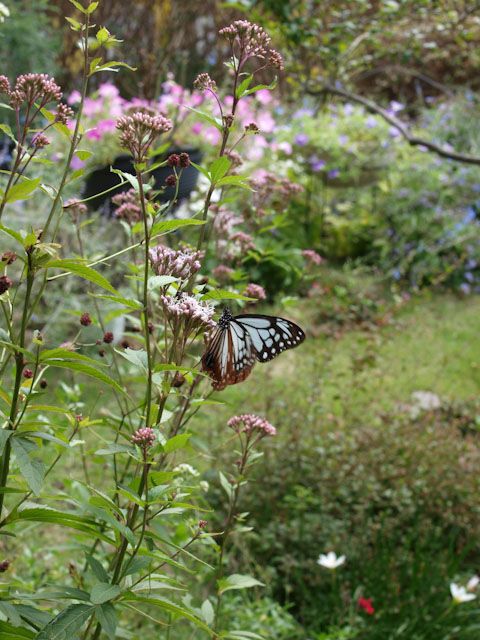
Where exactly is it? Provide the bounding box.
[1,1,480,639]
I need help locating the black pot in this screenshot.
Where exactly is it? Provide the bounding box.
[0,135,14,172]
[83,147,203,213]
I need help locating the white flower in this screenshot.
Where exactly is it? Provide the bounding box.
[174,463,199,477]
[0,3,10,22]
[467,575,480,592]
[317,552,346,570]
[450,582,477,604]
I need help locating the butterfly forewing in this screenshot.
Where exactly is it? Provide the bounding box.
[202,309,305,390]
[235,314,305,362]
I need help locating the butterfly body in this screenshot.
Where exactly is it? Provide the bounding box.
[202,307,305,390]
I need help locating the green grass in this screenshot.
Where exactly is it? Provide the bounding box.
[202,291,480,432]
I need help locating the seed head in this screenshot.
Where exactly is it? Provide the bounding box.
[0,275,12,294]
[193,73,217,92]
[103,331,114,344]
[179,152,190,168]
[1,251,17,265]
[167,153,180,167]
[80,312,92,327]
[165,174,177,187]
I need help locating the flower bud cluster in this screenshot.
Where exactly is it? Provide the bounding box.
[160,293,215,332]
[116,110,172,162]
[227,413,276,437]
[112,188,142,224]
[149,244,203,280]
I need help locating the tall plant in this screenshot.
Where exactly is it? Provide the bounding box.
[0,4,283,639]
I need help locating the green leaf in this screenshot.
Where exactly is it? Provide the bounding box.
[90,583,121,605]
[0,429,12,456]
[95,443,134,456]
[219,471,233,500]
[37,604,93,640]
[201,599,214,625]
[76,149,93,161]
[45,260,117,293]
[217,573,264,595]
[94,603,117,640]
[116,348,148,370]
[5,178,40,203]
[91,293,142,309]
[242,76,277,97]
[87,1,99,14]
[39,348,107,367]
[184,106,223,131]
[0,621,35,639]
[44,360,125,395]
[163,433,191,454]
[235,73,253,98]
[69,0,87,13]
[65,16,81,30]
[209,157,231,184]
[7,507,114,544]
[216,175,252,190]
[86,556,109,583]
[149,218,205,239]
[11,437,44,495]
[201,289,254,301]
[121,594,211,632]
[225,632,264,640]
[90,61,136,75]
[0,224,24,246]
[0,123,16,143]
[148,275,178,289]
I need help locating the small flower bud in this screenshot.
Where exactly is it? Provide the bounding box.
[1,251,17,264]
[172,372,186,388]
[198,519,207,529]
[167,153,180,167]
[223,114,234,128]
[0,560,10,572]
[98,349,106,357]
[179,152,190,168]
[80,312,92,327]
[103,331,114,344]
[0,275,12,294]
[40,379,48,389]
[165,174,177,187]
[131,427,156,448]
[23,369,33,379]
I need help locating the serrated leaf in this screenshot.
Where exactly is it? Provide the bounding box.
[209,156,231,183]
[94,603,117,640]
[150,218,205,239]
[116,347,148,370]
[45,260,117,293]
[11,437,44,495]
[0,429,12,456]
[163,433,191,454]
[217,573,264,595]
[86,555,109,582]
[44,360,125,395]
[37,604,93,640]
[0,621,35,639]
[90,583,121,605]
[5,178,40,203]
[201,289,254,301]
[219,471,233,500]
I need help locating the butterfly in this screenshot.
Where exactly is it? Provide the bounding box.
[202,307,305,390]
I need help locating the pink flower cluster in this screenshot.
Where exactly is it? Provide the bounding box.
[116,110,172,161]
[228,414,276,437]
[161,293,215,331]
[219,20,284,71]
[112,189,142,224]
[244,283,266,301]
[302,249,323,266]
[131,427,156,450]
[149,244,203,280]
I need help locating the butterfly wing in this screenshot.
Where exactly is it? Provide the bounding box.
[235,314,305,362]
[201,321,257,390]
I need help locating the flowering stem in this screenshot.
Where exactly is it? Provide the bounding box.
[43,13,90,239]
[0,251,34,519]
[136,168,154,428]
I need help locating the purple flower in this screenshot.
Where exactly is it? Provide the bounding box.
[327,169,340,179]
[464,271,474,283]
[366,115,377,129]
[460,283,471,295]
[338,134,348,145]
[228,414,276,437]
[294,133,309,146]
[343,103,354,116]
[388,100,404,114]
[388,127,400,138]
[309,154,325,172]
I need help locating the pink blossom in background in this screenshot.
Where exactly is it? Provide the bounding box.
[276,141,292,155]
[302,249,323,266]
[245,134,268,161]
[256,89,273,105]
[70,155,86,170]
[86,128,101,140]
[204,126,222,145]
[244,283,266,300]
[67,90,81,105]
[98,83,120,99]
[192,122,203,135]
[256,110,275,133]
[83,97,103,117]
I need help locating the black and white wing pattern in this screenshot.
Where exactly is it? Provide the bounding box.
[202,308,305,390]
